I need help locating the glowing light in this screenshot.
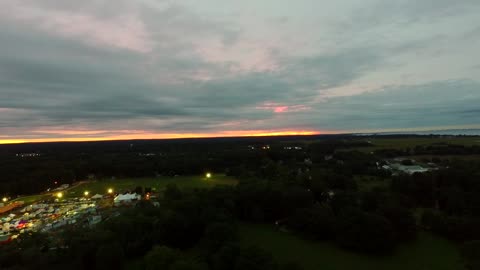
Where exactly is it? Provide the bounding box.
[0,130,325,145]
[84,191,89,196]
[108,188,113,194]
[206,173,212,179]
[2,197,7,203]
[56,192,63,199]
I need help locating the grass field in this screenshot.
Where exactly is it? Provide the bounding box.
[12,194,49,204]
[65,174,238,197]
[239,223,465,270]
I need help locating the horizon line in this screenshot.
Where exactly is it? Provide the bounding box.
[1,126,479,145]
[0,130,326,145]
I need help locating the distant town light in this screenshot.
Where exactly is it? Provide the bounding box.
[84,191,89,196]
[108,188,113,194]
[2,197,7,203]
[206,173,212,179]
[56,192,63,199]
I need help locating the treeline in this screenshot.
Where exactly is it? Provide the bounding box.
[2,135,478,197]
[0,140,261,196]
[0,136,363,196]
[375,143,480,158]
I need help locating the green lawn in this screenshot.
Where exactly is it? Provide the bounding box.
[65,174,238,197]
[239,223,465,270]
[12,194,49,204]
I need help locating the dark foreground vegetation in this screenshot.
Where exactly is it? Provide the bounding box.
[1,134,480,269]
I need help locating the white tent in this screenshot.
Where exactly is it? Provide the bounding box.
[91,194,103,200]
[114,193,141,204]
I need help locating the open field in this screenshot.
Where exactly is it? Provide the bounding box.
[349,137,480,152]
[406,155,480,162]
[12,194,49,204]
[65,174,238,197]
[239,223,465,270]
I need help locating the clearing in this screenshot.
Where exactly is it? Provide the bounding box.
[65,174,237,197]
[239,223,465,270]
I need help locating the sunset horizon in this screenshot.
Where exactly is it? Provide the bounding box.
[2,124,480,145]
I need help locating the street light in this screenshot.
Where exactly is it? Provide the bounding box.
[56,192,63,199]
[107,188,113,194]
[2,197,7,203]
[84,191,89,196]
[206,172,212,179]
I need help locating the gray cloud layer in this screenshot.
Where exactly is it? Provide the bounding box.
[0,0,479,140]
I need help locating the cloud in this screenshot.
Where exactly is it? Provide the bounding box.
[0,0,479,141]
[308,80,480,131]
[1,0,153,53]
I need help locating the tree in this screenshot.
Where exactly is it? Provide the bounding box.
[280,262,305,270]
[461,240,480,270]
[164,184,183,201]
[233,246,277,270]
[336,210,396,253]
[144,246,179,270]
[421,209,447,234]
[379,204,417,241]
[287,204,335,240]
[170,260,208,270]
[95,242,124,269]
[134,186,144,195]
[202,222,238,252]
[212,244,240,270]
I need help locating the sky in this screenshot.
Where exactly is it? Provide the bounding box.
[0,0,479,143]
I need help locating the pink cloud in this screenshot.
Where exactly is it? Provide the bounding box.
[257,102,311,113]
[274,106,289,113]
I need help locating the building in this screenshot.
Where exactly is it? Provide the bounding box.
[389,163,430,175]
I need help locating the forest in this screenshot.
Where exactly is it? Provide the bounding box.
[1,135,480,269]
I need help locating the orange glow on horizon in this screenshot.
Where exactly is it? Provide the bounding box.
[0,130,327,145]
